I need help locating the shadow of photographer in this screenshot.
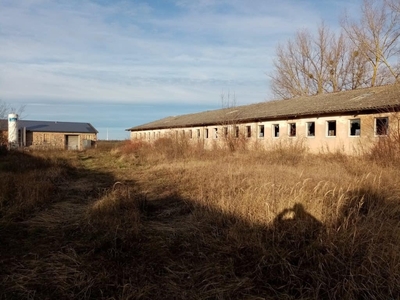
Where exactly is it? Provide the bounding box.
[273,203,325,247]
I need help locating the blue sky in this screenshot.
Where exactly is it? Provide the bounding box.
[0,0,361,140]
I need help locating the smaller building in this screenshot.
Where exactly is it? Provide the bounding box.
[0,119,98,150]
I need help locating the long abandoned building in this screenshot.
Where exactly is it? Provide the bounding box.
[0,117,98,150]
[127,84,400,154]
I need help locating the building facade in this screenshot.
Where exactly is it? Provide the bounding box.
[127,85,400,154]
[0,119,98,150]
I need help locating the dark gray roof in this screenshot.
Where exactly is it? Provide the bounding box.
[127,84,400,131]
[0,119,98,133]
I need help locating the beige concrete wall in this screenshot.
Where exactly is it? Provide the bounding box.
[130,112,397,154]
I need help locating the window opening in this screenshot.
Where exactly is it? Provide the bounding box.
[259,125,264,138]
[307,122,315,137]
[375,117,388,135]
[246,126,251,138]
[235,126,239,138]
[224,127,228,137]
[327,121,336,136]
[350,119,360,136]
[273,124,279,137]
[288,123,296,137]
[205,128,209,139]
[214,128,218,139]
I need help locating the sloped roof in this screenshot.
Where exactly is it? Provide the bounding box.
[127,84,400,131]
[0,119,98,133]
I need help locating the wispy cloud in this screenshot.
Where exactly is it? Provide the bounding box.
[0,0,362,138]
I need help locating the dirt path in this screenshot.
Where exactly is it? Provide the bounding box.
[0,155,116,299]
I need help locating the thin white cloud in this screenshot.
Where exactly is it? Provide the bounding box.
[0,0,363,131]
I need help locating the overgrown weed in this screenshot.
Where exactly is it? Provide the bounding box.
[2,139,400,299]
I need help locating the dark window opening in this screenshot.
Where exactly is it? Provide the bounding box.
[327,121,336,136]
[350,119,360,136]
[259,125,264,138]
[214,128,218,139]
[376,117,388,135]
[307,122,315,137]
[235,126,239,138]
[189,130,193,139]
[246,126,251,138]
[205,129,209,139]
[197,129,201,138]
[289,123,296,137]
[273,124,279,137]
[224,127,228,137]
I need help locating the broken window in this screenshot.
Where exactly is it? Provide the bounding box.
[235,126,239,138]
[214,128,218,139]
[307,122,315,137]
[273,124,279,137]
[350,119,360,136]
[204,128,209,139]
[288,123,296,137]
[246,126,251,138]
[327,121,336,136]
[375,117,388,135]
[259,125,264,138]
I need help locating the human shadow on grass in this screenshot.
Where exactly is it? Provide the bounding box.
[2,151,398,299]
[95,189,399,300]
[87,193,329,299]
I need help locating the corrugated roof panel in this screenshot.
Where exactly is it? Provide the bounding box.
[127,84,400,131]
[0,120,98,133]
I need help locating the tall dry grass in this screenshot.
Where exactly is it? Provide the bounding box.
[106,137,400,298]
[0,150,76,221]
[1,138,400,299]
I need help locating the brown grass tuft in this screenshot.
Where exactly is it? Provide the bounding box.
[2,141,400,299]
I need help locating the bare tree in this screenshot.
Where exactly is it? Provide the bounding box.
[270,23,370,99]
[386,0,400,13]
[219,91,247,151]
[220,91,237,109]
[0,100,25,119]
[341,0,400,86]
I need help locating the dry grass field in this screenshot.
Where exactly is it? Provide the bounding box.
[1,139,400,299]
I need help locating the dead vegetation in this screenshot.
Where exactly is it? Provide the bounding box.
[1,139,400,299]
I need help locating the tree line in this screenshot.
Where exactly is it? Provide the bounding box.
[270,0,400,99]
